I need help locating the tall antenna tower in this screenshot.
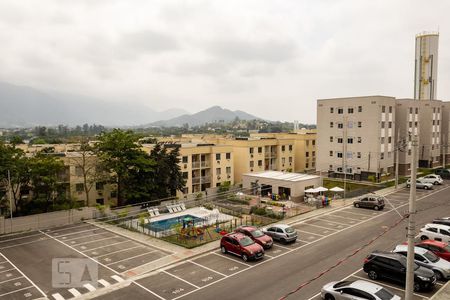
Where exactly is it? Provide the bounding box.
[414,31,439,100]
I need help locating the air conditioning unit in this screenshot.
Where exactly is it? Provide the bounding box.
[217,160,220,164]
[250,154,254,158]
[227,175,231,179]
[217,176,221,180]
[184,164,187,169]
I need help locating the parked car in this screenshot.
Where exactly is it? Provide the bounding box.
[419,224,450,243]
[234,226,273,249]
[363,251,436,292]
[435,168,450,179]
[262,224,297,243]
[321,280,400,300]
[433,217,450,227]
[353,194,385,210]
[419,174,444,185]
[414,240,450,262]
[220,232,264,262]
[393,244,450,280]
[406,179,433,190]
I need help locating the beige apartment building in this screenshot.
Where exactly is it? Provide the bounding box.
[250,129,317,173]
[317,96,398,181]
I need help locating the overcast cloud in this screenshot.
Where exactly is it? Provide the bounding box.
[0,0,449,123]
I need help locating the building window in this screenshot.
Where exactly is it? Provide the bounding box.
[306,163,309,168]
[330,107,334,113]
[348,121,353,128]
[358,106,362,112]
[76,183,84,192]
[388,137,392,143]
[337,138,343,143]
[389,106,392,113]
[408,149,411,155]
[75,166,83,176]
[288,157,292,163]
[288,145,293,151]
[111,190,117,198]
[306,152,309,157]
[182,172,188,179]
[182,156,188,163]
[433,107,436,113]
[330,122,334,128]
[381,122,385,128]
[306,140,310,146]
[312,151,315,157]
[329,151,333,157]
[338,123,343,129]
[226,152,231,159]
[415,107,419,114]
[357,152,361,158]
[312,140,316,146]
[258,160,262,166]
[258,147,262,153]
[409,107,413,114]
[337,167,343,172]
[382,106,386,113]
[226,167,231,174]
[330,136,334,142]
[216,168,221,175]
[282,158,286,164]
[438,108,440,113]
[250,161,254,168]
[388,122,392,128]
[347,152,353,159]
[216,153,221,160]
[249,148,254,154]
[338,108,343,114]
[348,108,354,114]
[281,145,285,152]
[358,137,362,143]
[348,138,353,144]
[381,137,385,144]
[329,164,333,170]
[358,121,362,128]
[409,122,412,128]
[380,153,384,159]
[346,167,353,173]
[433,120,436,125]
[337,152,343,158]
[95,182,104,190]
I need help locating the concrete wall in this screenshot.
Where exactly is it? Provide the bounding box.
[0,207,97,234]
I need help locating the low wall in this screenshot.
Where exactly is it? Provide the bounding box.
[0,207,97,234]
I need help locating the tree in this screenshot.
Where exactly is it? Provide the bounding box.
[94,129,152,206]
[28,153,65,212]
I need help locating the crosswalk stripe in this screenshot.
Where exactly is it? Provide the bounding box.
[111,275,124,282]
[52,293,65,300]
[68,288,81,297]
[83,283,96,292]
[98,279,111,287]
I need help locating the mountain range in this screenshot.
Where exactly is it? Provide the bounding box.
[0,81,261,128]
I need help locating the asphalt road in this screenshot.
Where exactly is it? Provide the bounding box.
[97,183,450,300]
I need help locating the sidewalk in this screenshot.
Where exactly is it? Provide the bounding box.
[90,184,403,278]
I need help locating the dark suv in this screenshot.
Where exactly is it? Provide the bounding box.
[435,168,450,179]
[363,251,436,292]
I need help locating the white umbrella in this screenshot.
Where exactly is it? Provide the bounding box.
[314,186,329,192]
[304,188,317,193]
[329,187,344,192]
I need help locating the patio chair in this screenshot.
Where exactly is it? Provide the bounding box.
[147,208,156,217]
[180,203,186,211]
[167,205,175,213]
[154,208,160,216]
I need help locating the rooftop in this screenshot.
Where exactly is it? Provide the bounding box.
[242,171,319,182]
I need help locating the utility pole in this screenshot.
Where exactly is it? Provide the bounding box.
[443,134,447,168]
[405,134,418,300]
[7,170,13,233]
[395,128,400,189]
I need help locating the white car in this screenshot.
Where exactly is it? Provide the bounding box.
[406,179,433,190]
[420,224,450,243]
[393,245,450,280]
[321,280,400,300]
[419,174,444,185]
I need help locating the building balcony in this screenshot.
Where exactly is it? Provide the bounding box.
[264,152,277,158]
[192,176,211,185]
[192,161,211,169]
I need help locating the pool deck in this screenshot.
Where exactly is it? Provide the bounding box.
[146,207,233,224]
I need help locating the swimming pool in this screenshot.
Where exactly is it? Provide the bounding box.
[146,214,205,232]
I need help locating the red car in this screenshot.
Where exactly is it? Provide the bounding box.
[220,232,264,261]
[234,226,273,249]
[415,240,450,262]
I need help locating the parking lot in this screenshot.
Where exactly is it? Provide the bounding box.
[0,222,172,299]
[109,185,449,300]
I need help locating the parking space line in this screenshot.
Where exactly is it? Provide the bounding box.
[83,240,129,252]
[45,223,92,233]
[310,218,348,226]
[0,285,33,297]
[298,223,337,231]
[0,253,46,298]
[63,231,111,242]
[0,276,23,285]
[271,244,293,250]
[352,275,429,299]
[338,210,373,217]
[133,282,166,300]
[264,254,274,258]
[72,236,121,246]
[295,229,324,236]
[188,260,228,277]
[96,245,143,258]
[0,233,42,244]
[39,230,121,275]
[0,268,15,274]
[327,214,362,222]
[106,250,156,266]
[297,239,312,243]
[211,252,252,267]
[53,228,100,238]
[162,270,200,289]
[0,237,50,250]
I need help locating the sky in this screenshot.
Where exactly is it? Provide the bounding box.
[0,0,449,124]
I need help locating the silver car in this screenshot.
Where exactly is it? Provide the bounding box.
[262,224,297,243]
[321,280,400,300]
[393,244,450,280]
[419,174,444,185]
[406,179,433,190]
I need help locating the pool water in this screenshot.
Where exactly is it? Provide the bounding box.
[146,214,205,232]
